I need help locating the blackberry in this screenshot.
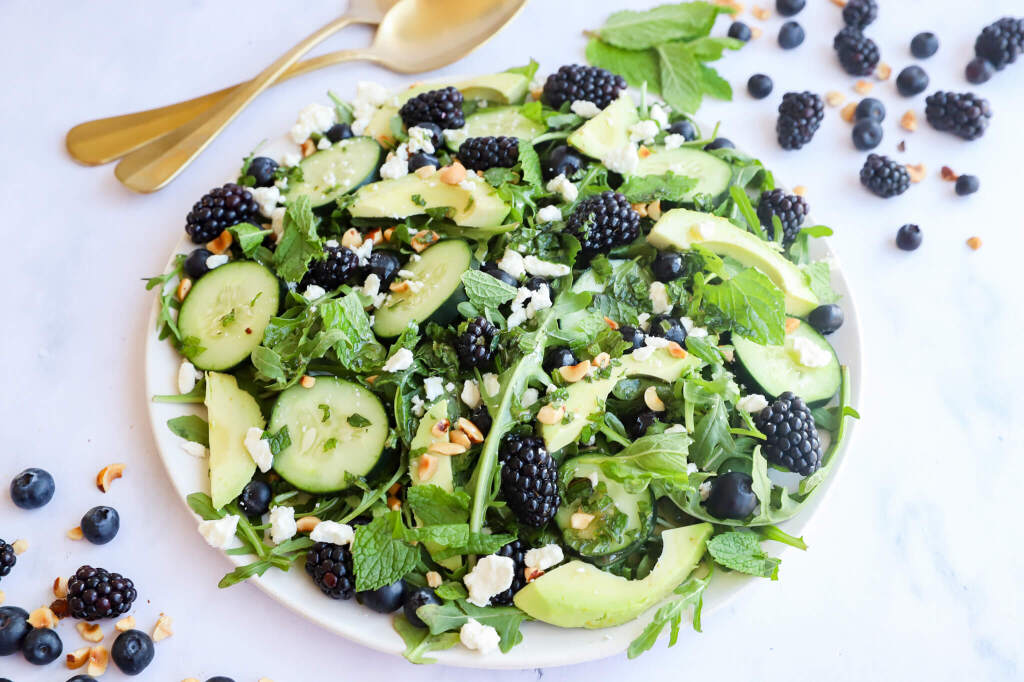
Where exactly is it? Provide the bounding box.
[728,22,752,42]
[757,189,807,245]
[324,122,353,143]
[754,392,822,476]
[924,91,992,141]
[566,191,640,260]
[704,472,758,520]
[399,86,465,130]
[860,154,910,198]
[896,224,922,251]
[747,74,773,100]
[499,435,559,527]
[458,136,519,171]
[542,145,584,181]
[67,566,137,621]
[974,17,1024,70]
[910,32,939,59]
[469,405,492,436]
[490,541,527,605]
[776,92,824,150]
[833,27,880,77]
[542,64,626,110]
[778,21,805,49]
[456,317,498,370]
[623,410,659,440]
[246,156,278,187]
[305,542,355,599]
[841,0,877,29]
[896,65,929,96]
[303,244,359,290]
[185,183,259,244]
[648,314,685,344]
[0,539,15,581]
[966,57,995,85]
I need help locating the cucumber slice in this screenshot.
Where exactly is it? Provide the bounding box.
[270,377,389,493]
[634,146,732,200]
[373,240,473,337]
[284,137,381,207]
[444,107,546,149]
[178,261,280,371]
[733,323,841,407]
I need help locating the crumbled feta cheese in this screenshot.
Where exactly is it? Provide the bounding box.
[445,381,455,392]
[506,286,534,328]
[526,284,553,319]
[269,506,297,545]
[325,239,339,248]
[649,281,672,314]
[409,253,421,262]
[424,376,445,401]
[603,143,640,174]
[688,326,709,338]
[406,280,424,293]
[270,207,287,242]
[737,394,769,414]
[523,255,571,278]
[317,136,332,150]
[460,619,501,654]
[637,312,651,331]
[521,387,540,408]
[570,100,602,119]
[302,284,326,300]
[663,133,686,150]
[649,104,669,130]
[497,248,526,280]
[397,269,415,279]
[380,144,410,179]
[198,515,239,549]
[524,544,564,571]
[786,336,832,368]
[698,481,713,501]
[243,427,273,473]
[482,373,500,396]
[664,424,687,434]
[360,274,387,308]
[180,441,208,458]
[686,462,698,474]
[536,205,562,223]
[695,221,716,240]
[206,254,229,270]
[383,347,414,372]
[177,359,201,394]
[410,394,426,417]
[350,81,391,136]
[310,521,354,546]
[352,238,374,266]
[545,173,579,203]
[461,380,482,409]
[629,119,660,145]
[463,554,515,607]
[282,151,301,167]
[289,102,336,144]
[631,346,655,362]
[645,335,670,349]
[249,186,282,218]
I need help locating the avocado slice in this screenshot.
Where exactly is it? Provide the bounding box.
[647,208,819,316]
[514,523,713,628]
[204,372,263,510]
[633,146,733,200]
[541,349,700,453]
[408,399,461,569]
[348,173,510,228]
[567,92,639,161]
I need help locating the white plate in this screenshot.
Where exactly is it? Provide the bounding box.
[144,130,862,669]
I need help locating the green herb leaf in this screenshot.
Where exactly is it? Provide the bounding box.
[406,485,471,526]
[702,268,785,345]
[394,615,460,664]
[617,171,697,203]
[585,39,661,92]
[594,433,693,494]
[351,511,420,591]
[627,562,713,658]
[417,600,528,653]
[322,437,338,451]
[230,222,272,257]
[461,270,517,310]
[320,291,387,371]
[517,139,543,189]
[273,195,322,283]
[262,425,291,456]
[504,59,540,82]
[801,261,840,304]
[706,531,780,579]
[167,415,209,446]
[655,42,705,114]
[598,2,728,50]
[347,413,371,428]
[318,404,331,422]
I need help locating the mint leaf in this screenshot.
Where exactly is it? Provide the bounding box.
[434,582,468,600]
[801,261,840,304]
[180,336,206,360]
[319,291,386,371]
[406,485,471,525]
[517,140,543,188]
[262,425,291,456]
[687,36,745,61]
[585,39,661,93]
[250,345,286,384]
[702,268,785,345]
[593,433,693,494]
[706,531,780,579]
[402,524,515,560]
[167,415,209,446]
[230,222,272,257]
[347,413,371,428]
[598,2,728,49]
[698,62,732,101]
[461,270,517,309]
[273,195,322,283]
[655,42,705,114]
[617,171,697,203]
[417,600,528,653]
[351,511,419,591]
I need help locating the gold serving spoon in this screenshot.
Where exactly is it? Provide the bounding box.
[112,0,527,193]
[66,0,399,167]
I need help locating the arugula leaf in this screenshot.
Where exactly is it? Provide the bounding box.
[585,38,662,92]
[706,531,780,579]
[351,511,420,592]
[627,562,713,658]
[417,600,528,653]
[273,195,322,283]
[461,270,517,310]
[702,268,785,345]
[406,485,471,525]
[598,2,729,49]
[167,415,209,446]
[595,433,693,493]
[434,582,468,601]
[617,171,697,203]
[394,615,460,664]
[230,222,272,257]
[517,140,543,189]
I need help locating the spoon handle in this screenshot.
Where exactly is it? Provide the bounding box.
[114,16,362,193]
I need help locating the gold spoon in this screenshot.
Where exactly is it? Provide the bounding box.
[113,0,527,193]
[66,0,399,167]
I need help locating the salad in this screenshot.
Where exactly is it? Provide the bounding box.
[148,59,857,662]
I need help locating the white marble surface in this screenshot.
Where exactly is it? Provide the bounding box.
[2,1,1023,680]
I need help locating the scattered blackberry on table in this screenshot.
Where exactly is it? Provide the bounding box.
[20,627,62,665]
[842,0,877,29]
[499,434,559,527]
[776,91,824,150]
[457,136,519,171]
[324,122,353,143]
[403,588,440,629]
[81,506,120,545]
[237,479,272,517]
[648,314,686,344]
[852,118,883,150]
[924,91,992,140]
[855,97,885,122]
[542,64,626,110]
[652,251,685,282]
[911,32,939,59]
[896,224,923,251]
[0,606,30,656]
[808,304,844,335]
[246,156,278,187]
[757,189,808,245]
[67,566,137,621]
[776,0,805,17]
[456,317,498,370]
[896,65,929,96]
[357,579,406,613]
[834,26,880,76]
[0,540,15,581]
[480,261,519,288]
[974,17,1024,70]
[185,183,259,244]
[544,347,578,373]
[305,542,355,599]
[704,472,758,520]
[965,57,995,85]
[110,629,155,675]
[490,541,527,605]
[184,248,213,280]
[618,325,645,351]
[860,154,910,198]
[955,174,980,196]
[542,144,584,181]
[778,21,805,49]
[623,410,660,440]
[469,404,492,436]
[704,137,734,150]
[667,120,697,141]
[754,392,822,476]
[399,86,465,130]
[303,243,360,290]
[728,21,752,42]
[747,74,773,99]
[408,152,439,171]
[566,191,640,260]
[10,467,55,509]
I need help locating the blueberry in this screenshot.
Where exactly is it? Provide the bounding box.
[747,74,774,99]
[896,224,922,251]
[618,325,645,351]
[728,21,752,42]
[111,630,154,675]
[648,314,686,344]
[854,97,885,122]
[896,65,929,96]
[81,506,120,545]
[955,174,980,196]
[403,588,440,629]
[652,251,685,282]
[184,248,213,279]
[247,156,278,187]
[411,121,443,150]
[704,472,758,519]
[324,123,353,143]
[21,627,62,665]
[807,304,844,335]
[205,678,235,682]
[544,347,579,372]
[237,480,272,517]
[852,118,883,150]
[542,145,584,181]
[965,57,995,85]
[67,677,99,681]
[703,137,734,151]
[776,0,805,17]
[408,152,439,171]
[357,579,406,614]
[0,606,30,656]
[480,262,519,288]
[910,32,939,59]
[524,276,548,291]
[365,250,403,290]
[667,120,697,141]
[623,410,659,440]
[778,21,805,49]
[10,468,54,510]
